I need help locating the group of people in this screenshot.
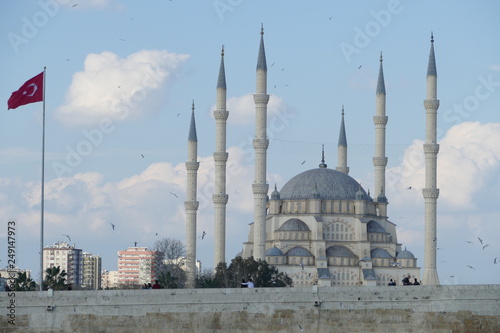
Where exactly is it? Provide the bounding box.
[387,277,421,286]
[142,280,162,289]
[241,278,254,288]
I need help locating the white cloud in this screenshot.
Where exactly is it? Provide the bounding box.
[215,94,291,126]
[386,121,500,211]
[55,50,189,127]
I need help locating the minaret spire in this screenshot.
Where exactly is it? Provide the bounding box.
[252,25,270,260]
[422,33,440,286]
[213,45,229,266]
[373,51,388,215]
[185,100,199,288]
[336,105,349,174]
[319,144,327,168]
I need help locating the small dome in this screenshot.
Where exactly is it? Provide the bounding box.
[355,187,365,200]
[326,245,356,258]
[287,247,313,257]
[397,249,415,259]
[371,248,393,259]
[277,218,310,231]
[367,220,386,233]
[265,247,285,256]
[377,192,388,203]
[271,185,281,200]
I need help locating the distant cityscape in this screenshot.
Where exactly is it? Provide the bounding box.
[1,241,201,290]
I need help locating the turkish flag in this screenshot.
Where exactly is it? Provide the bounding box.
[7,72,44,110]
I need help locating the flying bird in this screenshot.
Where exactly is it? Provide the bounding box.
[466,265,475,270]
[465,241,473,244]
[177,113,180,117]
[72,3,78,7]
[202,231,206,240]
[155,233,158,236]
[62,234,71,242]
[329,16,332,20]
[119,38,125,42]
[281,68,285,71]
[110,223,115,230]
[493,257,497,264]
[141,154,144,158]
[301,160,306,165]
[169,191,178,198]
[477,237,483,245]
[407,186,412,190]
[358,65,362,69]
[271,62,275,67]
[482,244,490,250]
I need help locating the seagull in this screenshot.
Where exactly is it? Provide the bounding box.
[329,16,333,20]
[493,257,497,264]
[482,244,490,250]
[169,191,178,198]
[155,233,158,236]
[407,186,412,190]
[465,241,474,244]
[466,265,475,270]
[62,234,71,242]
[281,68,285,71]
[110,223,115,230]
[202,231,206,240]
[177,113,180,117]
[437,248,444,250]
[119,38,125,42]
[72,3,78,7]
[141,154,144,158]
[358,65,362,69]
[477,237,483,245]
[271,62,275,67]
[301,160,306,165]
[298,324,303,331]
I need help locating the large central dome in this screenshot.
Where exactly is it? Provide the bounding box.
[279,167,367,200]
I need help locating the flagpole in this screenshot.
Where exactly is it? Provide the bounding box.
[39,67,46,291]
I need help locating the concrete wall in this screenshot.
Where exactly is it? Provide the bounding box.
[1,285,499,332]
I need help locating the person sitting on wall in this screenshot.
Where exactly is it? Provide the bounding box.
[241,279,248,288]
[241,278,254,288]
[152,280,161,289]
[413,278,420,285]
[388,279,396,286]
[402,276,411,285]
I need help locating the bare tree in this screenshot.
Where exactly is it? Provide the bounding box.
[153,238,187,288]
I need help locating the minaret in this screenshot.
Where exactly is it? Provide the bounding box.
[252,25,270,260]
[422,33,440,286]
[373,52,388,216]
[213,46,229,266]
[336,105,349,174]
[185,100,199,288]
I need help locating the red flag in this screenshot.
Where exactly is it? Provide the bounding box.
[7,72,44,110]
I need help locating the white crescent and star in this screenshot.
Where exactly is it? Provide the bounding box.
[23,83,38,97]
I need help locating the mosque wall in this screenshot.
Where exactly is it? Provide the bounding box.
[2,284,499,332]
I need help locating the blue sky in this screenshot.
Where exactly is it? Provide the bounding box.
[1,0,499,285]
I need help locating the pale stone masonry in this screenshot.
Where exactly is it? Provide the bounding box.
[4,285,500,332]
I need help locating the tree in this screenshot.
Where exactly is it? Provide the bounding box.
[14,271,36,291]
[153,238,187,288]
[201,256,293,288]
[43,266,69,290]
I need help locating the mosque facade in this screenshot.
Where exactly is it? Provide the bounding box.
[185,28,440,287]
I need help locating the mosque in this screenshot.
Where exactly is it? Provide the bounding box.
[184,28,440,288]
